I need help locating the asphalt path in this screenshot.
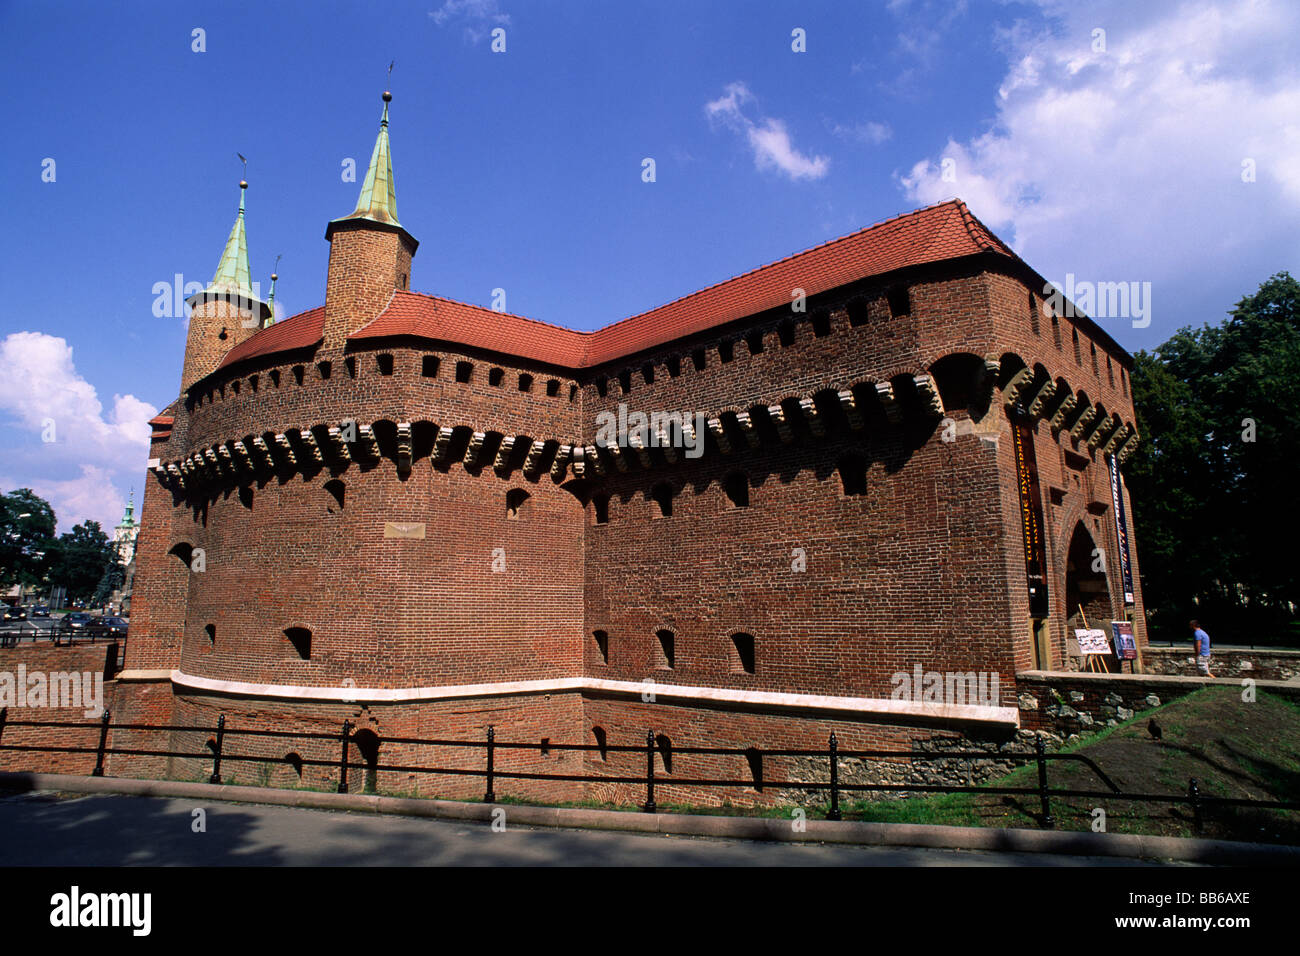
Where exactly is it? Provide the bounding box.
[0,790,1171,866]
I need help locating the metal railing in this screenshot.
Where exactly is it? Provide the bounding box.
[1,709,1297,833]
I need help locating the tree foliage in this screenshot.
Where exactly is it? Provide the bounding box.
[1128,272,1300,644]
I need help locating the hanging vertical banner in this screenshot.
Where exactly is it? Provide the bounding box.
[1011,411,1049,616]
[1108,454,1136,605]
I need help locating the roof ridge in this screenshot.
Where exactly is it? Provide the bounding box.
[375,289,594,339]
[588,199,970,348]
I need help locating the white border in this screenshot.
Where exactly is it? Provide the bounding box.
[170,669,1018,726]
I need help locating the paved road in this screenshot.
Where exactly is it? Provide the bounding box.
[0,791,1170,866]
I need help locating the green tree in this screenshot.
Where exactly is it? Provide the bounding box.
[1128,272,1300,644]
[0,489,57,589]
[46,520,116,604]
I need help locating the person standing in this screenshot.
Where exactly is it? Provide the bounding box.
[1190,620,1215,677]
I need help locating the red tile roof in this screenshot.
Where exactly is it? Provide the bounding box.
[147,415,175,427]
[215,199,1018,374]
[217,306,324,370]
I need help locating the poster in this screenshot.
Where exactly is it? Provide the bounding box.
[1108,454,1136,605]
[1112,620,1138,660]
[1074,628,1112,655]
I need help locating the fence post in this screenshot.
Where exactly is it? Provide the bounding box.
[208,714,226,784]
[1035,735,1054,829]
[336,720,352,794]
[1188,778,1202,834]
[92,708,111,777]
[484,725,496,803]
[827,733,842,821]
[643,729,657,813]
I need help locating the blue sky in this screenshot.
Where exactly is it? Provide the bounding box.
[2,0,1297,531]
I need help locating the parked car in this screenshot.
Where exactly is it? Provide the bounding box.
[96,616,129,637]
[62,611,92,630]
[30,605,50,618]
[2,606,27,622]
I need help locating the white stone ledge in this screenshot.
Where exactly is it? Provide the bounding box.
[169,670,1018,726]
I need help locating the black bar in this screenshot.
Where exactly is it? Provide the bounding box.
[91,708,111,777]
[209,714,225,784]
[484,725,495,803]
[336,720,352,793]
[1189,777,1202,834]
[1036,735,1053,829]
[826,733,842,821]
[643,729,656,813]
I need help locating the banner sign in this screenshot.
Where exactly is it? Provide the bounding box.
[1108,454,1136,604]
[1074,628,1112,656]
[1011,412,1049,616]
[1111,620,1138,660]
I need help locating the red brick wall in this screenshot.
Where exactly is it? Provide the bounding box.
[0,643,117,774]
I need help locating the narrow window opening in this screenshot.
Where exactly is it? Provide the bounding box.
[666,356,681,377]
[650,482,673,518]
[324,479,346,511]
[377,354,394,376]
[1028,291,1040,336]
[887,286,911,317]
[568,383,578,402]
[593,629,609,664]
[618,369,632,394]
[593,726,608,761]
[238,485,254,510]
[204,623,216,645]
[838,455,868,497]
[284,626,312,660]
[546,379,560,396]
[656,734,673,773]
[506,488,531,519]
[718,340,734,363]
[746,330,764,355]
[1072,328,1082,365]
[595,377,608,397]
[642,363,655,385]
[811,311,831,337]
[724,472,749,508]
[270,369,281,387]
[345,356,356,378]
[655,629,675,669]
[317,361,331,380]
[456,361,473,383]
[422,355,440,378]
[778,319,795,345]
[540,738,550,756]
[518,373,534,392]
[249,374,259,392]
[846,298,869,328]
[292,364,305,385]
[730,632,756,674]
[489,367,505,387]
[593,494,610,525]
[691,348,707,371]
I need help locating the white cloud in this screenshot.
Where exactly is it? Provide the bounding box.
[831,120,894,145]
[705,82,830,182]
[429,0,510,44]
[898,0,1300,321]
[0,331,156,532]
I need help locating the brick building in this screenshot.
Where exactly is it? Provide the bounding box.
[113,93,1147,803]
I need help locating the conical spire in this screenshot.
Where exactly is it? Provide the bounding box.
[352,92,400,225]
[187,178,270,322]
[209,181,254,293]
[264,267,278,329]
[326,92,415,247]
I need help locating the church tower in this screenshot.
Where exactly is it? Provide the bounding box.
[322,91,419,351]
[180,180,271,391]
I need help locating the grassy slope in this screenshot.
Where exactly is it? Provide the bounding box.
[841,686,1300,844]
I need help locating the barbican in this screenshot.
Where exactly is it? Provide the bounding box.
[113,91,1147,804]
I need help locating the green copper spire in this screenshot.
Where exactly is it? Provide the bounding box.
[264,266,278,329]
[350,92,400,226]
[187,178,271,323]
[325,92,417,249]
[210,181,253,293]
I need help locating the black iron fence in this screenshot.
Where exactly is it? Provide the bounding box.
[1,709,1297,833]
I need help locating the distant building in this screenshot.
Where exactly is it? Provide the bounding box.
[112,493,139,568]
